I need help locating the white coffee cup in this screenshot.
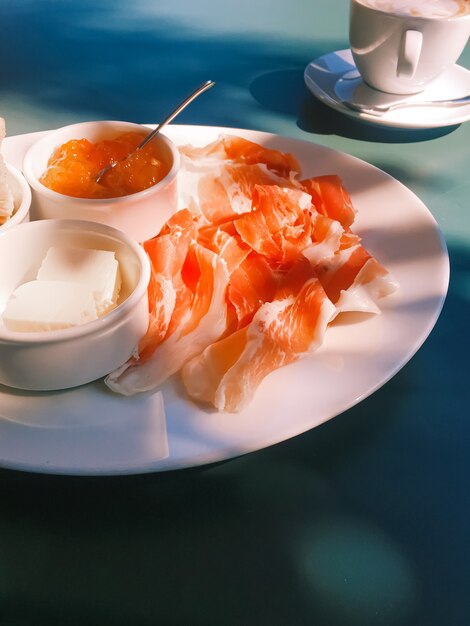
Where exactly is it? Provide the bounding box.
[349,0,470,94]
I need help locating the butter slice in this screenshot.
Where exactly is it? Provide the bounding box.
[2,280,98,332]
[37,247,121,315]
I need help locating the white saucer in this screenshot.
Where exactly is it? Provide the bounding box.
[304,49,470,129]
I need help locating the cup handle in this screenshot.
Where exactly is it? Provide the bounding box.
[397,30,423,78]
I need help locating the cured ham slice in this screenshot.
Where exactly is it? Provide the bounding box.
[179,160,298,224]
[314,244,398,314]
[178,135,302,224]
[233,185,314,262]
[197,222,250,274]
[302,214,345,265]
[300,175,356,229]
[180,134,301,178]
[226,253,278,331]
[182,258,336,412]
[197,223,278,332]
[137,209,197,361]
[105,243,230,395]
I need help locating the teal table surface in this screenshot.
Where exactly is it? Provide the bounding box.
[0,1,468,625]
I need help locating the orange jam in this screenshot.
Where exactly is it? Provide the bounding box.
[40,131,171,199]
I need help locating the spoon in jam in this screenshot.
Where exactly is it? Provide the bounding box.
[95,80,216,184]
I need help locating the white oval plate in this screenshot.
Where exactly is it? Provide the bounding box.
[0,125,449,475]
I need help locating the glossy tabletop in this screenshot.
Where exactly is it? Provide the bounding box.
[0,1,468,624]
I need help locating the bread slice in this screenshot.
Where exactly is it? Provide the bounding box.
[0,117,14,224]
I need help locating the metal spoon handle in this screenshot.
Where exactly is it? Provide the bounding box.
[344,94,470,116]
[136,80,215,151]
[95,80,215,183]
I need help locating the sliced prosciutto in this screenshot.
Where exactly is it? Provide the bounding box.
[302,214,345,265]
[197,222,277,332]
[314,244,398,314]
[232,184,315,263]
[182,258,336,413]
[178,135,302,224]
[226,253,278,331]
[137,209,197,361]
[105,243,230,395]
[180,134,301,178]
[179,160,301,224]
[300,175,356,229]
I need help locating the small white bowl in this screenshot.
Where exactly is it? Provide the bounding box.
[23,120,180,243]
[0,219,150,391]
[0,163,32,231]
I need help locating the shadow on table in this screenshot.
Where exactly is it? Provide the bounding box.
[0,378,415,626]
[0,4,343,136]
[250,68,460,143]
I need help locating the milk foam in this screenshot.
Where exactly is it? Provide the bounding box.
[361,0,470,17]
